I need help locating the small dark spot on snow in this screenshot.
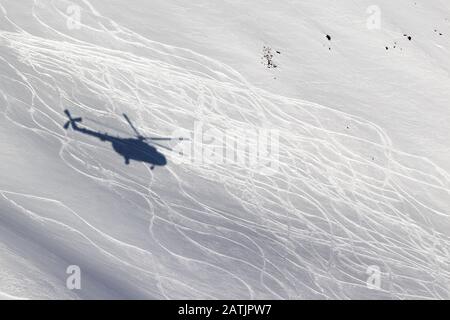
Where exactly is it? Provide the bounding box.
[326,34,331,41]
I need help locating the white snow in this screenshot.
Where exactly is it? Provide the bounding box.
[0,0,450,299]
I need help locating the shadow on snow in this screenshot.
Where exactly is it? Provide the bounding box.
[63,109,185,169]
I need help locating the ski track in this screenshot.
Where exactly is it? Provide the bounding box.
[0,0,449,299]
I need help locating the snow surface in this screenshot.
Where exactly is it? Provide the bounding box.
[0,0,450,299]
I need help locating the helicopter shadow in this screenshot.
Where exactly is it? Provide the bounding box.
[63,110,184,170]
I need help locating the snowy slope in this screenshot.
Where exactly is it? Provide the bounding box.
[0,0,450,299]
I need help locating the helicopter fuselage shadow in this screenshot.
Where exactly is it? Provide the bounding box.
[63,110,167,169]
[111,137,167,166]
